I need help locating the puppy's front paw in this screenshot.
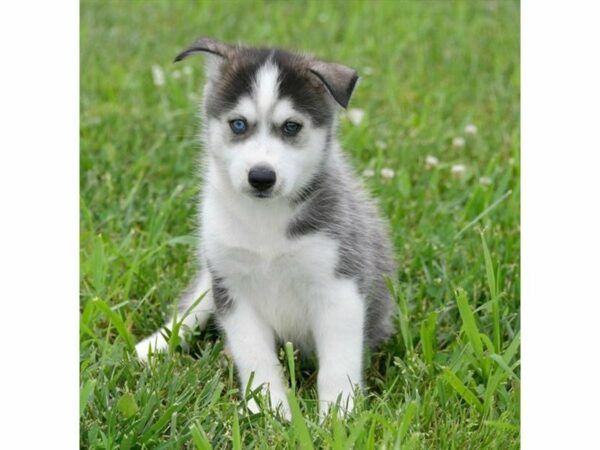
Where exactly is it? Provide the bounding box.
[245,387,291,421]
[318,391,355,421]
[317,370,361,421]
[271,391,292,421]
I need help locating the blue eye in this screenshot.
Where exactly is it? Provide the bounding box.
[229,118,248,135]
[282,121,302,136]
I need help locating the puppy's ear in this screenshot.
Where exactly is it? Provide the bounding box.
[174,37,232,62]
[174,37,232,80]
[309,60,359,108]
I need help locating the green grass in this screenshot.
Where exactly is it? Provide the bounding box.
[80,1,520,448]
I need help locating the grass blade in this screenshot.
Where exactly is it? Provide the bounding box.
[489,354,520,381]
[442,368,483,414]
[455,289,483,357]
[80,379,96,417]
[483,367,504,412]
[285,341,297,392]
[420,312,438,373]
[484,420,519,432]
[481,232,501,352]
[287,391,314,450]
[232,409,241,450]
[92,298,135,351]
[480,333,496,355]
[455,289,489,378]
[503,330,521,365]
[169,290,208,352]
[142,403,179,441]
[344,416,369,449]
[455,190,512,238]
[190,421,212,450]
[399,401,417,442]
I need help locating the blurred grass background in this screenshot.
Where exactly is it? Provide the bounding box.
[80,1,520,448]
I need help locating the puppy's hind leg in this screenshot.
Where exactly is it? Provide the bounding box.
[135,269,214,361]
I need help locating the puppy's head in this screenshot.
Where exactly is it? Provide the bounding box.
[175,38,358,200]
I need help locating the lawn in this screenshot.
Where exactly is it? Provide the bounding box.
[80,1,520,448]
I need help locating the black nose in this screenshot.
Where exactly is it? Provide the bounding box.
[248,165,276,192]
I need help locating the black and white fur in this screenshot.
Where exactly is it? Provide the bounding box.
[136,38,396,419]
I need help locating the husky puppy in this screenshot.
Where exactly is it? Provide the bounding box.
[136,38,396,419]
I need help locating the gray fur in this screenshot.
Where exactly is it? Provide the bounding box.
[205,263,234,315]
[287,150,396,349]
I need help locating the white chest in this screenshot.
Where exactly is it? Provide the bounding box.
[201,192,340,344]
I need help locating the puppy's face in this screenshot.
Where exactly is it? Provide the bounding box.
[175,39,358,200]
[206,57,331,200]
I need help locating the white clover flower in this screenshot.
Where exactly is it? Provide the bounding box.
[425,155,439,169]
[380,168,395,179]
[375,140,387,150]
[318,13,329,23]
[465,124,478,135]
[363,66,375,75]
[362,168,375,177]
[171,70,182,79]
[151,64,165,87]
[479,176,492,186]
[452,136,466,148]
[347,108,365,126]
[451,164,466,177]
[182,66,193,76]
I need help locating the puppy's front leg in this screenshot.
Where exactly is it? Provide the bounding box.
[312,282,365,419]
[219,300,291,419]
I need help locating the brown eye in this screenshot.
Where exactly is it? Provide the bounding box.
[282,121,302,136]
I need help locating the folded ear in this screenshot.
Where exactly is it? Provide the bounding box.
[309,60,359,108]
[173,37,232,62]
[174,37,233,81]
